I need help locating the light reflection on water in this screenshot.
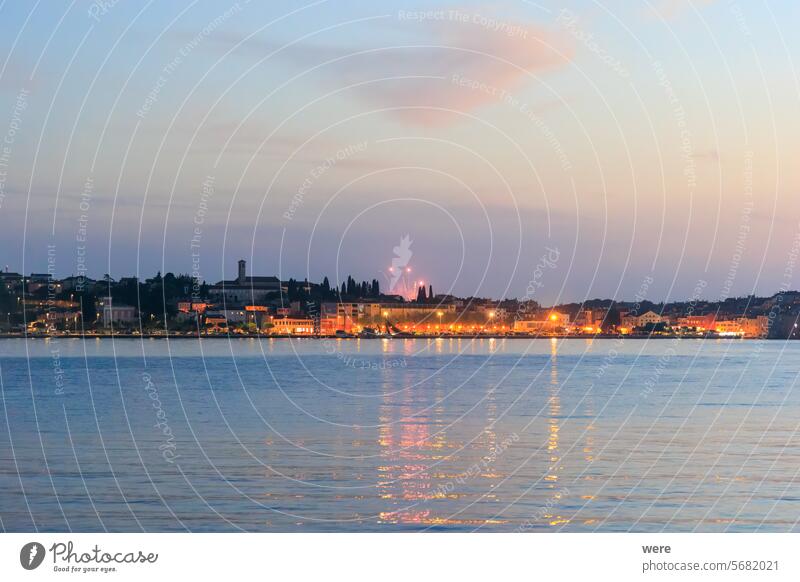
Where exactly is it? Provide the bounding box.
[1,337,799,532]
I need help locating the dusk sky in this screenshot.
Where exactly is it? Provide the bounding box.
[1,0,798,304]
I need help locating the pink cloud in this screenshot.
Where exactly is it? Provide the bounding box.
[197,16,572,127]
[333,18,572,126]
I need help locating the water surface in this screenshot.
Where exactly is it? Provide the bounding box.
[1,337,798,532]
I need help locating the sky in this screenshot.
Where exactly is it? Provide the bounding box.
[0,0,798,304]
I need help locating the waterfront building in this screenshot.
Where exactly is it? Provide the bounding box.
[323,301,457,332]
[203,315,228,333]
[275,301,305,318]
[244,305,270,327]
[477,305,509,320]
[621,310,666,330]
[678,313,717,330]
[513,312,569,333]
[270,317,315,335]
[714,320,743,336]
[101,298,137,327]
[637,310,666,326]
[573,308,608,331]
[204,309,248,324]
[715,316,769,338]
[738,316,769,338]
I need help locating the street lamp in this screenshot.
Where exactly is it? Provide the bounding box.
[480,310,495,334]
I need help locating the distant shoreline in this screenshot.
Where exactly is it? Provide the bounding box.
[0,333,771,340]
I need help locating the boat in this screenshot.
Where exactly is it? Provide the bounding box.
[358,327,383,338]
[384,320,414,338]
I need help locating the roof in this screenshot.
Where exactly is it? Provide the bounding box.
[211,276,280,289]
[62,275,95,281]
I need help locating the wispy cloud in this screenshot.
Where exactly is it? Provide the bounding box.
[650,0,719,20]
[342,17,572,126]
[194,15,572,127]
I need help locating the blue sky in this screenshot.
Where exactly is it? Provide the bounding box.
[1,0,798,303]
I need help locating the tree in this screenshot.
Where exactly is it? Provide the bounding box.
[0,284,15,329]
[112,277,138,307]
[0,283,12,312]
[602,307,621,332]
[428,284,433,301]
[416,285,427,302]
[78,292,97,327]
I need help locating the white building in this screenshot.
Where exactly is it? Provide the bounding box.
[101,298,137,326]
[622,310,666,330]
[637,310,665,326]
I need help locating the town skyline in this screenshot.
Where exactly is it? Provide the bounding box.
[4,256,800,308]
[2,1,800,303]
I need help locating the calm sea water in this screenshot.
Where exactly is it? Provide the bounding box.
[1,337,799,532]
